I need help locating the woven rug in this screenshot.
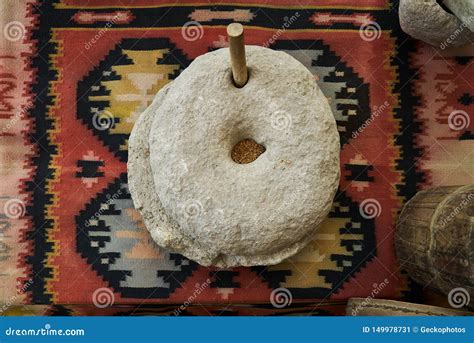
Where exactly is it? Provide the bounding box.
[1,0,472,315]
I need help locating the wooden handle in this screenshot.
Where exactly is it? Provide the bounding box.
[227,23,248,88]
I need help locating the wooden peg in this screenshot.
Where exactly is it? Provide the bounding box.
[227,23,248,88]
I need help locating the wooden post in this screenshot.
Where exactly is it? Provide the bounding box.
[227,23,248,88]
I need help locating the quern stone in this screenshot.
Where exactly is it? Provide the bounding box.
[399,0,474,48]
[128,46,340,267]
[444,0,474,32]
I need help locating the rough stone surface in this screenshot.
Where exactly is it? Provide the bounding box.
[444,0,474,32]
[128,46,340,267]
[399,0,474,48]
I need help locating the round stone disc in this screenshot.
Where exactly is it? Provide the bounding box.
[128,46,340,267]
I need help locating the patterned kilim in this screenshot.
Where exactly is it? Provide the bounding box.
[0,0,472,315]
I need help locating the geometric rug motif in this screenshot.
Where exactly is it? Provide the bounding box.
[254,190,376,298]
[273,40,370,146]
[10,0,418,308]
[77,38,190,162]
[76,173,198,298]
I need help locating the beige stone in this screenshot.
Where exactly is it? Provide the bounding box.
[128,46,340,267]
[399,0,474,48]
[444,0,474,32]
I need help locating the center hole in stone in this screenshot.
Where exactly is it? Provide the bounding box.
[231,139,266,164]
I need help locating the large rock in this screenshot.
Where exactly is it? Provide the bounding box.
[128,46,340,267]
[399,0,474,48]
[444,0,474,32]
